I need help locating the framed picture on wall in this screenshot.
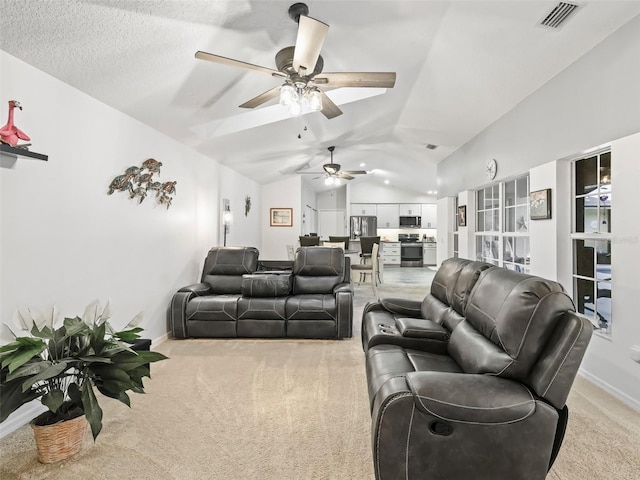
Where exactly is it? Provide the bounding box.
[530,189,552,220]
[270,207,293,227]
[457,205,467,227]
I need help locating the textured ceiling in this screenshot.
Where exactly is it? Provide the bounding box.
[2,0,639,194]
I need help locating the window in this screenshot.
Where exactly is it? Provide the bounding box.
[572,150,612,334]
[475,175,530,272]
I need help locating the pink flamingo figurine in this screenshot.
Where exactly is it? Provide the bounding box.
[0,100,31,147]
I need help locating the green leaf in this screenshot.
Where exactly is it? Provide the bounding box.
[0,375,40,422]
[5,360,51,382]
[3,342,47,373]
[96,386,131,407]
[68,382,82,407]
[21,361,68,393]
[64,317,88,337]
[114,327,144,342]
[41,389,65,413]
[81,380,103,440]
[78,356,113,364]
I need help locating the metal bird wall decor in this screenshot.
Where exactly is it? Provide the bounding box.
[107,158,177,209]
[0,100,31,147]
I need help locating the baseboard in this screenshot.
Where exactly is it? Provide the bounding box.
[578,369,640,412]
[153,332,169,346]
[0,402,47,439]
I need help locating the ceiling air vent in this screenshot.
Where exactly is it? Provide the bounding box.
[540,2,579,28]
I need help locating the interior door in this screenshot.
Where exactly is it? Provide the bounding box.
[318,209,346,239]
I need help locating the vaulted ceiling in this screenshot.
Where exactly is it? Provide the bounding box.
[2,1,639,194]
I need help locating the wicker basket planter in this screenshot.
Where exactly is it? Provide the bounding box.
[31,414,87,463]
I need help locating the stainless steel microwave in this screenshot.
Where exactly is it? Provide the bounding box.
[399,216,421,228]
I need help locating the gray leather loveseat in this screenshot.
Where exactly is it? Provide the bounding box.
[170,246,353,339]
[361,257,593,480]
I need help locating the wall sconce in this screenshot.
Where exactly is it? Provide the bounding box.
[222,198,233,246]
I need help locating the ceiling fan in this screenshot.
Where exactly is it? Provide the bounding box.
[297,146,367,182]
[195,2,396,119]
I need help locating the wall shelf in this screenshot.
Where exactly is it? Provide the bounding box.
[0,143,48,161]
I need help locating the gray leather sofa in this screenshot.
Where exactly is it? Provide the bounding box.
[170,246,353,339]
[362,258,593,480]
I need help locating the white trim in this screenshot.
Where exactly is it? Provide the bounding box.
[578,369,640,412]
[0,401,47,439]
[152,332,169,346]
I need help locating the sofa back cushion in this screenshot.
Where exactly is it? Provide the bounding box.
[448,267,575,381]
[293,247,345,294]
[422,258,470,311]
[448,261,495,315]
[201,247,259,294]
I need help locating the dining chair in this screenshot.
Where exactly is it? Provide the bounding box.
[351,243,380,295]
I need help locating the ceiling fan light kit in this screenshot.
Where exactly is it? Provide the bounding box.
[195,3,396,119]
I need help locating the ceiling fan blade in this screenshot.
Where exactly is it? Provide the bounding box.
[293,16,329,75]
[195,51,285,78]
[314,72,397,88]
[320,92,343,119]
[239,86,282,109]
[297,172,324,175]
[337,173,355,180]
[342,170,368,175]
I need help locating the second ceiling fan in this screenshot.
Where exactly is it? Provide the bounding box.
[297,146,367,182]
[195,2,396,119]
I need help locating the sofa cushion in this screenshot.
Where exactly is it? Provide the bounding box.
[286,294,337,320]
[241,273,292,297]
[427,258,470,306]
[449,268,575,380]
[185,294,241,321]
[201,247,259,293]
[293,247,345,294]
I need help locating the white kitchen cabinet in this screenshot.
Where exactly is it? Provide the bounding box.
[350,203,377,216]
[399,204,421,216]
[421,203,437,228]
[377,204,399,228]
[381,242,401,265]
[423,243,437,265]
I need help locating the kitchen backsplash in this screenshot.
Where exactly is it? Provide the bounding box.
[377,228,437,242]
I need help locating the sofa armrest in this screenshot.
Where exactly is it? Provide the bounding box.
[177,282,212,296]
[406,372,536,424]
[170,290,197,338]
[333,282,354,295]
[335,283,354,339]
[396,318,449,340]
[379,298,423,317]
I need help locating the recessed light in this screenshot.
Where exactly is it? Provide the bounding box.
[427,190,433,194]
[434,190,437,194]
[360,162,365,167]
[384,180,390,185]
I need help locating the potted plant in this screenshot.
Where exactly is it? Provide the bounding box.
[0,301,167,463]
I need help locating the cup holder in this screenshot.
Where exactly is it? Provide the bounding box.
[378,323,393,329]
[380,328,395,335]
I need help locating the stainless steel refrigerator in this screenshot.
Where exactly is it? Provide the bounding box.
[350,216,377,239]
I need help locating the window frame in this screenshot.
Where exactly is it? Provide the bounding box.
[571,148,612,336]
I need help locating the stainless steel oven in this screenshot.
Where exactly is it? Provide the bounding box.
[399,233,423,267]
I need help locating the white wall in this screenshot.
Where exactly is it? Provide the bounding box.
[0,51,263,435]
[434,16,640,408]
[218,164,261,250]
[437,14,640,198]
[349,182,436,203]
[260,176,302,260]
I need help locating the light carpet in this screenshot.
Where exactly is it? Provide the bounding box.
[1,283,639,479]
